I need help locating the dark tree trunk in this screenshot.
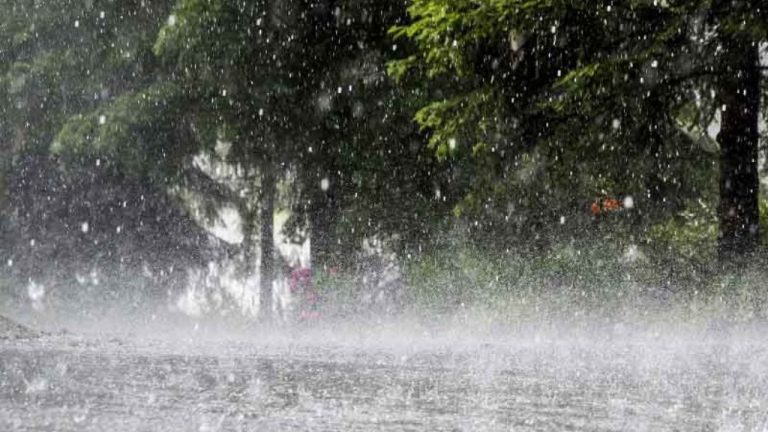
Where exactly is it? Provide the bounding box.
[310,179,338,273]
[239,174,258,281]
[309,211,338,272]
[645,120,673,210]
[716,37,761,260]
[259,165,276,322]
[0,169,7,234]
[0,171,9,266]
[240,206,255,264]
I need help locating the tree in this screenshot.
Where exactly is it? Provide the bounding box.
[149,0,313,319]
[281,0,454,267]
[43,0,447,318]
[391,0,767,258]
[153,0,451,273]
[715,30,762,259]
[0,0,225,299]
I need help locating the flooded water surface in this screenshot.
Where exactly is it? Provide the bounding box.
[1,323,767,431]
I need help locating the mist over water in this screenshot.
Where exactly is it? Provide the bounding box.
[3,238,768,432]
[3,288,768,431]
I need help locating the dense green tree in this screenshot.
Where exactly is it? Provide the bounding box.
[47,0,450,316]
[275,0,455,266]
[391,0,767,258]
[149,0,305,318]
[152,0,454,269]
[0,0,220,291]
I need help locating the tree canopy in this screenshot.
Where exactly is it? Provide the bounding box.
[391,0,766,253]
[1,0,767,317]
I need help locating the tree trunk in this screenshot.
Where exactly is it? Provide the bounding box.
[716,37,761,261]
[309,175,338,272]
[0,169,7,232]
[0,170,9,262]
[259,165,276,321]
[239,197,258,286]
[238,165,256,269]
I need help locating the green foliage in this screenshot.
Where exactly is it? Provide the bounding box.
[2,0,767,310]
[645,197,768,268]
[404,240,636,317]
[54,81,195,180]
[391,0,766,255]
[0,0,174,175]
[403,236,768,323]
[44,0,451,268]
[646,199,718,265]
[0,0,223,284]
[311,270,364,316]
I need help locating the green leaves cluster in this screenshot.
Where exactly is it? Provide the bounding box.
[390,0,767,254]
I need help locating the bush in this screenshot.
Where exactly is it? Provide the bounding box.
[401,228,768,325]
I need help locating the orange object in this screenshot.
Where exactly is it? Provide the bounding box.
[591,196,623,216]
[591,201,601,216]
[602,198,622,212]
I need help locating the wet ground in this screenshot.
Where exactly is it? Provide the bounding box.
[1,322,767,431]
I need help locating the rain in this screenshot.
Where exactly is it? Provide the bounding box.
[1,1,768,430]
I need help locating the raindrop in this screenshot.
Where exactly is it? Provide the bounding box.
[24,376,48,394]
[320,178,330,192]
[27,280,45,302]
[168,14,177,26]
[98,115,106,125]
[81,222,90,233]
[73,412,87,424]
[623,196,635,209]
